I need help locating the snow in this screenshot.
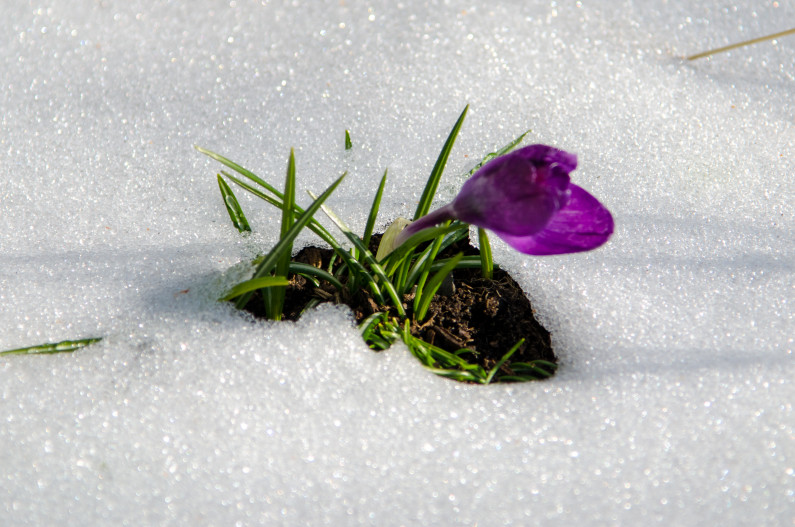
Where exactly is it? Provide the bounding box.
[1,1,793,524]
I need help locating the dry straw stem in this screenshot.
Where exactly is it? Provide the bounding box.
[687,27,795,60]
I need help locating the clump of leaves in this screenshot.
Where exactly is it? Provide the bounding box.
[198,107,611,382]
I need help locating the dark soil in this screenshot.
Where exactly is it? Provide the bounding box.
[241,236,556,377]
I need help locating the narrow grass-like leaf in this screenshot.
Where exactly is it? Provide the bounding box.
[233,172,347,309]
[381,222,468,277]
[478,228,493,280]
[196,146,281,197]
[345,130,353,150]
[279,150,296,238]
[360,314,400,350]
[0,337,102,356]
[217,174,251,232]
[289,262,344,291]
[414,105,468,220]
[310,192,406,316]
[267,149,297,320]
[363,169,387,250]
[511,360,557,378]
[428,255,488,273]
[225,170,383,301]
[412,221,449,315]
[398,322,487,379]
[415,252,464,321]
[484,338,524,384]
[405,227,469,288]
[429,369,485,382]
[359,312,387,337]
[220,276,290,302]
[221,171,340,248]
[215,166,369,294]
[466,129,531,177]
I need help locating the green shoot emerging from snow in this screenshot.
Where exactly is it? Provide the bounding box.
[0,337,102,356]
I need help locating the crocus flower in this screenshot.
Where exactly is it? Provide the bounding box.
[394,144,613,255]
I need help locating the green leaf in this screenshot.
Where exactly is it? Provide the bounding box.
[280,150,296,239]
[363,169,387,250]
[233,172,347,309]
[196,146,282,198]
[0,337,102,356]
[199,148,378,305]
[268,149,297,320]
[359,312,387,337]
[381,222,468,276]
[289,262,344,291]
[467,129,531,177]
[414,252,464,321]
[397,321,487,378]
[220,276,290,302]
[204,148,348,281]
[345,130,353,150]
[427,255,486,273]
[220,171,341,249]
[414,105,468,220]
[510,360,557,379]
[412,221,449,315]
[310,192,406,317]
[217,174,251,232]
[478,228,493,280]
[404,227,469,288]
[225,168,375,298]
[484,338,524,384]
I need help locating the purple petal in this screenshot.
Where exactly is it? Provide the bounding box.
[492,184,614,255]
[513,144,578,174]
[452,144,575,236]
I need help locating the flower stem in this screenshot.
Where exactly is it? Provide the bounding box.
[395,203,456,249]
[478,228,493,280]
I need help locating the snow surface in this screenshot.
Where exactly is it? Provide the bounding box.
[1,1,793,525]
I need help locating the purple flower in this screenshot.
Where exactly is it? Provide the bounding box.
[396,144,614,255]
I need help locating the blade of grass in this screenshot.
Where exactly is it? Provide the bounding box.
[405,227,469,288]
[414,252,464,321]
[511,360,557,378]
[363,169,387,250]
[201,149,384,304]
[222,169,383,301]
[310,192,406,317]
[478,228,493,280]
[414,105,468,220]
[196,146,282,198]
[220,276,291,302]
[0,337,102,356]
[345,130,353,150]
[233,172,346,309]
[466,129,532,176]
[427,255,488,273]
[268,149,296,320]
[381,222,468,277]
[399,322,487,378]
[289,262,344,291]
[221,171,339,248]
[412,221,449,315]
[217,174,251,232]
[484,338,525,384]
[359,312,387,337]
